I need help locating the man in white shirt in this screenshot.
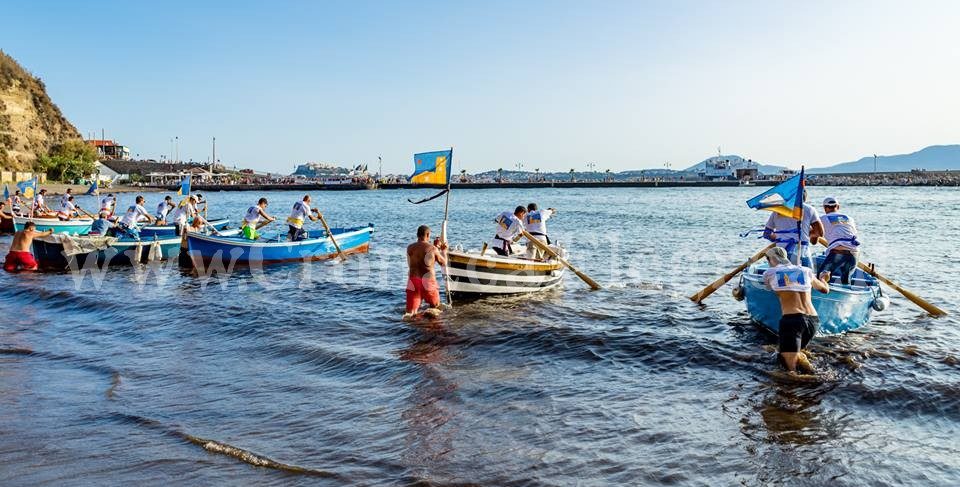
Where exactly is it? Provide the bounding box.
[286,195,320,241]
[242,197,276,240]
[170,195,210,236]
[155,196,175,224]
[763,190,823,268]
[817,196,860,285]
[56,195,81,221]
[492,206,527,256]
[100,194,117,216]
[33,189,52,216]
[117,195,155,239]
[524,203,557,259]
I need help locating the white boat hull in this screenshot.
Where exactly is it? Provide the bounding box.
[446,248,566,297]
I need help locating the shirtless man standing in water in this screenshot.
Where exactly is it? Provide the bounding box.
[762,246,830,373]
[405,225,447,319]
[4,222,53,272]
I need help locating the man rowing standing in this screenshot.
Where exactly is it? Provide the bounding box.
[286,195,321,242]
[155,196,175,224]
[405,225,447,319]
[117,195,155,239]
[3,222,53,272]
[763,190,823,268]
[524,203,557,259]
[818,196,860,285]
[170,195,208,236]
[242,198,276,240]
[492,206,527,256]
[763,247,830,373]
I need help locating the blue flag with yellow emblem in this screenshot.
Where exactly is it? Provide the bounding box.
[17,177,38,199]
[746,167,805,219]
[411,150,452,185]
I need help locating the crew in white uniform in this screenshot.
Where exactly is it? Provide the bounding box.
[59,188,73,208]
[524,203,557,259]
[242,197,276,240]
[170,195,208,235]
[100,194,117,216]
[492,206,527,256]
[33,189,51,215]
[763,190,823,268]
[117,195,155,239]
[286,195,320,241]
[56,195,80,221]
[817,196,861,285]
[155,196,175,224]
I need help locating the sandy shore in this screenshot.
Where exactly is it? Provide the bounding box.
[29,183,163,196]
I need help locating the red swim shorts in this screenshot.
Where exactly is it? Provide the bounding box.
[4,251,38,272]
[406,276,440,313]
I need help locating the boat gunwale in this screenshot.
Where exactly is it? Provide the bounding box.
[185,225,373,249]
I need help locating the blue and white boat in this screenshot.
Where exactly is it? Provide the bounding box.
[185,224,374,267]
[739,255,887,335]
[138,217,231,238]
[13,216,93,235]
[32,229,240,269]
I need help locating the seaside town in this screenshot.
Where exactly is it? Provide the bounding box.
[4,136,958,194]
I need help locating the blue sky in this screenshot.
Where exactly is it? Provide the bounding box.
[3,0,959,174]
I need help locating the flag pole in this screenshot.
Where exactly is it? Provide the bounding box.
[440,147,454,306]
[796,166,805,266]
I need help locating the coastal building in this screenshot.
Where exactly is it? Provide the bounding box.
[86,139,132,160]
[293,162,350,178]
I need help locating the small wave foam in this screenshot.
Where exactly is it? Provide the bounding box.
[113,413,338,478]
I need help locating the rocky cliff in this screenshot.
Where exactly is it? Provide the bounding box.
[0,50,81,171]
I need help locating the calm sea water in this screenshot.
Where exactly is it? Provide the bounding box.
[1,186,958,486]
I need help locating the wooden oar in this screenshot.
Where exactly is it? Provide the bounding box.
[689,243,775,303]
[316,212,346,261]
[77,206,97,220]
[815,237,947,317]
[520,228,601,290]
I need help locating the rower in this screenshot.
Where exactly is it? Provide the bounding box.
[286,195,321,242]
[241,197,276,240]
[89,211,115,236]
[195,193,207,216]
[3,222,53,272]
[11,190,23,216]
[155,196,175,224]
[117,195,155,240]
[762,247,830,373]
[762,190,823,268]
[818,196,860,285]
[404,225,447,319]
[0,202,13,222]
[100,193,116,217]
[524,203,557,259]
[492,206,527,256]
[60,188,73,207]
[56,195,81,221]
[33,189,52,216]
[170,195,207,236]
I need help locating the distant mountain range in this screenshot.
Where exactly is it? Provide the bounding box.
[457,144,960,180]
[809,145,960,173]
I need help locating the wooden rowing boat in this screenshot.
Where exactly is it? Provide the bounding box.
[13,216,93,235]
[738,254,887,335]
[445,244,566,298]
[185,224,374,267]
[32,228,241,269]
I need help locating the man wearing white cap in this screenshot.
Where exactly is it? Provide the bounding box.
[818,196,860,285]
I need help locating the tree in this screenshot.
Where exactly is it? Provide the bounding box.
[36,139,98,182]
